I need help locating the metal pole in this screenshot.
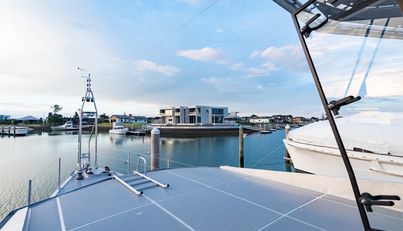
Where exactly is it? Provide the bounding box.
[239,125,244,168]
[58,157,61,189]
[94,92,98,169]
[127,152,131,174]
[150,128,160,170]
[284,125,291,163]
[27,180,32,206]
[77,109,83,180]
[291,11,371,230]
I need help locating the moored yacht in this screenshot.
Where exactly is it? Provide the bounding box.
[284,112,403,183]
[109,120,129,135]
[51,121,92,131]
[277,0,403,184]
[0,126,29,136]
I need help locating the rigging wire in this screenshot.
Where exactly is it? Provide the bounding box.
[110,0,221,76]
[249,144,284,168]
[343,19,374,97]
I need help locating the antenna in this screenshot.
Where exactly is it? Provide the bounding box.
[76,67,99,180]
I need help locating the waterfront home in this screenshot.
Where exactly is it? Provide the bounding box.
[110,114,147,124]
[110,114,130,123]
[17,115,40,124]
[292,116,308,125]
[272,114,293,123]
[249,116,273,124]
[129,116,147,124]
[159,105,228,125]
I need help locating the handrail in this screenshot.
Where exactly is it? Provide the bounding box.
[113,174,143,196]
[133,170,169,188]
[137,157,147,175]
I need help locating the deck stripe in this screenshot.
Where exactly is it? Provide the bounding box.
[143,194,196,231]
[68,203,153,231]
[168,170,329,231]
[167,170,283,215]
[56,198,67,231]
[256,194,327,231]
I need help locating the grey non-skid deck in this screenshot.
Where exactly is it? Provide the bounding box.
[23,167,403,231]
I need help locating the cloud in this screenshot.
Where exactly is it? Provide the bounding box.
[229,62,244,71]
[177,47,228,64]
[250,44,307,72]
[133,59,180,76]
[245,61,277,78]
[177,0,201,5]
[201,76,263,94]
[260,44,302,60]
[215,28,224,33]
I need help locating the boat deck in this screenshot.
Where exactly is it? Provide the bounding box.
[5,167,403,231]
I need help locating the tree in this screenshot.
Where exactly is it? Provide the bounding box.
[47,105,64,125]
[51,104,63,114]
[99,113,110,123]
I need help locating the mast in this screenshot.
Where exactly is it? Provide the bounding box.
[77,67,98,180]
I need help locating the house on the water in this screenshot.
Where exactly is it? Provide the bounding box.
[159,105,228,125]
[110,114,147,124]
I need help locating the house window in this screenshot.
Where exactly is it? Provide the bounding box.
[212,108,224,114]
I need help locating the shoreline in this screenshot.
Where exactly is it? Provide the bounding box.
[18,124,264,138]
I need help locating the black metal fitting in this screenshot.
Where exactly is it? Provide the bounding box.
[328,95,361,115]
[359,192,400,212]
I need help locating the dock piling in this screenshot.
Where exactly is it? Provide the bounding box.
[151,128,160,170]
[284,125,292,164]
[28,180,32,206]
[127,152,131,174]
[239,125,244,168]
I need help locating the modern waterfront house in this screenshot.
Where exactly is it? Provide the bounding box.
[159,105,228,125]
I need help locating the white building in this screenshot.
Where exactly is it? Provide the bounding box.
[159,105,228,125]
[249,116,272,124]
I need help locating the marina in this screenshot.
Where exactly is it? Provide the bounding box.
[0,129,291,221]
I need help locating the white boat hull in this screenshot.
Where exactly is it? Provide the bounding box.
[109,128,128,135]
[284,139,403,183]
[0,127,29,136]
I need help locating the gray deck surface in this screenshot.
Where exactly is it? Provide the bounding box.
[22,167,403,231]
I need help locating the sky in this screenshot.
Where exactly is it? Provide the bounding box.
[0,0,325,119]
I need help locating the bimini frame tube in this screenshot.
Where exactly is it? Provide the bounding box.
[290,1,371,230]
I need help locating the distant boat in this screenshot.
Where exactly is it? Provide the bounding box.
[0,126,29,136]
[259,124,272,134]
[51,121,92,131]
[259,130,271,134]
[109,121,128,135]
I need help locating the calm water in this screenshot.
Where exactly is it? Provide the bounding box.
[0,130,293,220]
